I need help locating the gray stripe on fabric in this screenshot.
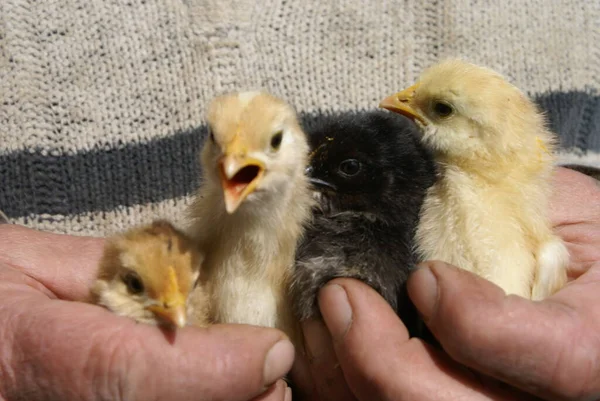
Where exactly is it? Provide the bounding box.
[2,93,599,219]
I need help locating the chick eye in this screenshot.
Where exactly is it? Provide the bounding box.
[270,130,283,150]
[122,272,144,294]
[339,159,361,177]
[432,101,454,118]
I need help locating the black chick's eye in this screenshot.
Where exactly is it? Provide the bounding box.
[270,130,283,150]
[338,159,361,177]
[432,101,454,118]
[122,272,144,294]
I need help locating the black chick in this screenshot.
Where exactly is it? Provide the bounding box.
[292,110,437,336]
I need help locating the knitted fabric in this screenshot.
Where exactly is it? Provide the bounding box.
[1,0,599,235]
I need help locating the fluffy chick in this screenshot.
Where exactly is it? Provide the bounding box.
[187,91,314,346]
[380,59,569,300]
[91,220,209,328]
[291,111,437,336]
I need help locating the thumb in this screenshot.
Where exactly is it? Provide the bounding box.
[5,293,295,401]
[407,261,600,400]
[0,224,105,301]
[316,278,529,401]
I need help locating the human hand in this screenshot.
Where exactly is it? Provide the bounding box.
[293,166,600,401]
[0,225,293,401]
[548,166,600,278]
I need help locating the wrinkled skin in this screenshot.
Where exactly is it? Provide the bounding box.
[1,166,598,401]
[0,226,294,401]
[293,167,600,401]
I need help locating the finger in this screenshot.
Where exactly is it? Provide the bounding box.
[0,224,105,301]
[294,319,357,401]
[561,164,600,182]
[288,349,315,399]
[251,380,289,401]
[408,261,600,401]
[3,291,295,401]
[550,167,600,227]
[319,278,531,401]
[557,222,600,278]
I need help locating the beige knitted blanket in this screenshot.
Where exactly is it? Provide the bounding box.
[1,0,599,235]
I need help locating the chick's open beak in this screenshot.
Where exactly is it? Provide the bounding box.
[379,83,427,125]
[146,266,187,328]
[219,140,266,214]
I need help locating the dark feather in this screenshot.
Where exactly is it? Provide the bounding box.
[292,110,437,337]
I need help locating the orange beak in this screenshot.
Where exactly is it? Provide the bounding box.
[147,302,187,328]
[146,266,187,328]
[379,83,427,125]
[219,137,266,214]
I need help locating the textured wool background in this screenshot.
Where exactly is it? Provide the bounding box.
[1,0,599,236]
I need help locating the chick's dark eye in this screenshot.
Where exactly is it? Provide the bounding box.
[432,101,454,118]
[270,131,283,150]
[339,159,361,177]
[123,272,144,294]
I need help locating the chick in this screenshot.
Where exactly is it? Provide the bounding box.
[380,59,569,300]
[291,111,436,336]
[187,91,314,345]
[91,220,209,328]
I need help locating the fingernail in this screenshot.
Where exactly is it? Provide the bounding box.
[263,339,295,386]
[411,264,439,321]
[302,319,332,360]
[319,284,352,340]
[285,386,292,401]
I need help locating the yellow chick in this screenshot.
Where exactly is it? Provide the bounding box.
[91,220,209,328]
[380,59,569,300]
[187,91,314,345]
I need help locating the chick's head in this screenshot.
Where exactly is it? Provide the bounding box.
[202,91,309,214]
[93,220,203,328]
[305,111,435,217]
[380,59,550,162]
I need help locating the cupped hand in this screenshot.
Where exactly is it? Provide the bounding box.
[0,225,294,401]
[293,167,600,401]
[293,277,542,401]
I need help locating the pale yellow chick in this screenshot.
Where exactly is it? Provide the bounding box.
[187,91,314,346]
[91,220,209,328]
[380,59,569,300]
